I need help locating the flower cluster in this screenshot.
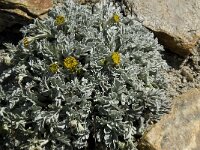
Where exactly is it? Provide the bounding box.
[0,1,170,150]
[111,51,120,65]
[113,13,120,23]
[64,56,78,71]
[55,15,65,25]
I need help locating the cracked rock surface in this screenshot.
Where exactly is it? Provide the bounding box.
[0,0,53,32]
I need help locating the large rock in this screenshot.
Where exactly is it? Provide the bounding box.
[126,0,200,56]
[138,88,200,150]
[0,0,53,32]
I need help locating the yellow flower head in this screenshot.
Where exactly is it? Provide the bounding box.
[55,15,65,25]
[23,36,35,48]
[113,13,120,23]
[23,37,30,48]
[49,63,59,73]
[64,56,78,71]
[111,52,120,65]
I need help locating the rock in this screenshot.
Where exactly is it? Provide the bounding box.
[181,66,194,82]
[138,88,200,150]
[0,0,53,32]
[125,0,200,56]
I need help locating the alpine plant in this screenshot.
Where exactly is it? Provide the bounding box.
[0,1,170,149]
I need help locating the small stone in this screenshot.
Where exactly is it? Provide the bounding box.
[181,66,194,82]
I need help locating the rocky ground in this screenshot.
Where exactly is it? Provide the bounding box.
[164,49,200,97]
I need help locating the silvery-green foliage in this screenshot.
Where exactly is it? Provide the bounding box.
[0,0,170,149]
